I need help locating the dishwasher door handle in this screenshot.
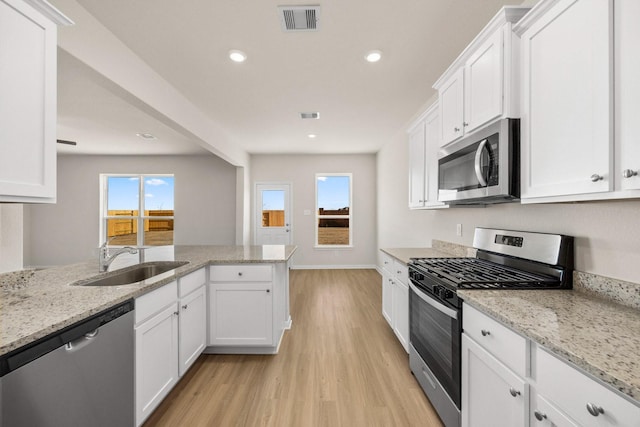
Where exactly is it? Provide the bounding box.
[65,328,99,352]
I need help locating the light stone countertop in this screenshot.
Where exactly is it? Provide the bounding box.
[459,289,640,402]
[380,247,454,265]
[0,245,296,357]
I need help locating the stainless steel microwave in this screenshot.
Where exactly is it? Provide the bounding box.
[438,118,520,205]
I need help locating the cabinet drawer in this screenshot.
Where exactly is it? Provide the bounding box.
[178,268,206,297]
[536,347,640,427]
[210,264,272,282]
[463,303,527,378]
[381,252,393,274]
[531,393,579,427]
[135,281,178,324]
[393,260,409,285]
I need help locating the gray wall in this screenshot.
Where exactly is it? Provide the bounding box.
[251,154,377,268]
[377,127,640,284]
[24,154,237,266]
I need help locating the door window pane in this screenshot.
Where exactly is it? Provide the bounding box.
[261,190,285,227]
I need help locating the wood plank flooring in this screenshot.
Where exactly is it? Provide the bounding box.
[144,269,443,426]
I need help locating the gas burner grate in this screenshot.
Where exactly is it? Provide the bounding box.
[412,258,560,289]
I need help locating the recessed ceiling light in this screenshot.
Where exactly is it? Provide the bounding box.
[136,132,157,140]
[365,50,382,63]
[229,50,247,63]
[308,134,317,139]
[300,112,320,119]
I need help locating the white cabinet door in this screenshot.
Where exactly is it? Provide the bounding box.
[408,120,427,208]
[208,282,273,346]
[462,334,528,427]
[424,105,446,208]
[520,0,613,199]
[135,303,179,426]
[178,286,206,377]
[392,280,409,353]
[615,0,640,191]
[464,29,503,133]
[439,68,465,146]
[381,271,393,326]
[0,0,57,203]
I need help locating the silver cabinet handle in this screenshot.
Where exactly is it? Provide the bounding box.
[586,403,604,417]
[622,169,638,178]
[481,329,490,336]
[590,174,603,182]
[509,388,521,397]
[534,410,547,421]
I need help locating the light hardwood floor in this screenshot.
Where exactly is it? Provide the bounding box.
[144,269,444,426]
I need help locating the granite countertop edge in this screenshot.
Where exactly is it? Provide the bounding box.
[0,245,297,357]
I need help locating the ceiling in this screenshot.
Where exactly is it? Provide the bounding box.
[54,0,524,157]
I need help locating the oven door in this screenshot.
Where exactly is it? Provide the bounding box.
[409,281,461,408]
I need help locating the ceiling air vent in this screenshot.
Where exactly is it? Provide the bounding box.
[300,112,320,119]
[278,5,320,32]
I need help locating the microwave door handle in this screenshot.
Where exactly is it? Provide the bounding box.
[409,282,458,320]
[474,139,489,187]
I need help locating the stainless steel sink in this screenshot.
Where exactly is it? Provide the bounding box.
[72,261,189,286]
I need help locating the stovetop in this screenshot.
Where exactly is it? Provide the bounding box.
[410,257,560,289]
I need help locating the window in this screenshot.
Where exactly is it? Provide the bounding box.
[316,174,352,247]
[100,174,175,246]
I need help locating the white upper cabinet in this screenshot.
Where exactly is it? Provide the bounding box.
[0,0,71,203]
[434,7,530,147]
[408,120,427,208]
[616,0,640,192]
[407,103,447,210]
[516,0,613,201]
[516,0,640,202]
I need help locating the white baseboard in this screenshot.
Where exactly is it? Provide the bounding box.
[290,264,377,270]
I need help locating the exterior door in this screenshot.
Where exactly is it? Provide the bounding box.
[255,183,291,245]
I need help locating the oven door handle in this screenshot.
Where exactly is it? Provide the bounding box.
[409,282,458,320]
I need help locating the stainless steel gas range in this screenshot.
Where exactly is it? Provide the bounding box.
[407,228,574,427]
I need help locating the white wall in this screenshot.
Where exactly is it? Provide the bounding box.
[0,204,23,273]
[377,127,640,284]
[24,154,237,266]
[251,154,377,268]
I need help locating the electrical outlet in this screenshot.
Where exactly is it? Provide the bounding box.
[456,224,462,236]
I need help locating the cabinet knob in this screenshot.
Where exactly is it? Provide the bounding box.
[533,410,547,421]
[481,329,491,336]
[182,304,188,310]
[454,127,461,132]
[622,169,638,178]
[238,272,243,276]
[463,122,469,127]
[173,311,179,316]
[586,403,604,417]
[509,388,521,397]
[590,174,603,182]
[266,289,271,293]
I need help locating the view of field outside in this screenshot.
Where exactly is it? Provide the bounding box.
[105,176,175,245]
[317,175,351,245]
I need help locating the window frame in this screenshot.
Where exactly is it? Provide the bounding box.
[99,173,175,247]
[315,173,353,248]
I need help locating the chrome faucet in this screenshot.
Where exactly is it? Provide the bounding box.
[99,238,138,272]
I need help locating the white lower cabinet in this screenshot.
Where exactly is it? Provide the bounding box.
[380,252,409,353]
[135,283,179,426]
[463,303,640,427]
[462,333,528,427]
[208,282,273,346]
[134,268,207,426]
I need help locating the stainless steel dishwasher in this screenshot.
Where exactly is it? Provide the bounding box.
[0,300,134,427]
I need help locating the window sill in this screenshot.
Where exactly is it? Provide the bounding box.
[314,245,353,250]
